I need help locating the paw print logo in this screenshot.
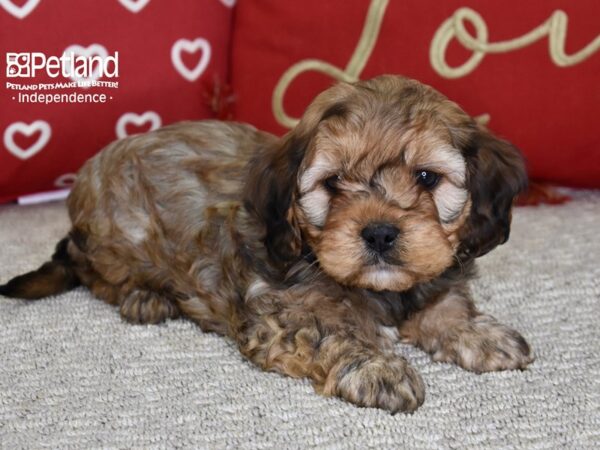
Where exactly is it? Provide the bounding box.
[6,53,30,77]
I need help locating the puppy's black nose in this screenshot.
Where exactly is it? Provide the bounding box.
[361,223,400,254]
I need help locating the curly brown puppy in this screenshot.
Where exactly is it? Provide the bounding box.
[0,75,533,412]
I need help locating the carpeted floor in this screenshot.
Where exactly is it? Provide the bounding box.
[0,193,599,449]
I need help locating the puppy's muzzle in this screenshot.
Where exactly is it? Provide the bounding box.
[361,223,400,254]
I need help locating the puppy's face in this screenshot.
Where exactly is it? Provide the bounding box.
[247,76,526,292]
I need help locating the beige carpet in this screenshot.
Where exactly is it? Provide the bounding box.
[0,193,599,449]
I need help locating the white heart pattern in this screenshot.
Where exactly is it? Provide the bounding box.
[117,0,150,13]
[171,38,211,82]
[63,43,109,87]
[219,0,236,7]
[0,0,40,19]
[115,111,162,139]
[4,120,52,160]
[54,173,77,188]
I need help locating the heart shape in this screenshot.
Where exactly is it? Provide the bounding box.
[171,38,211,82]
[219,0,236,7]
[62,43,109,87]
[3,120,51,160]
[118,0,150,13]
[0,0,40,19]
[115,111,162,139]
[54,173,77,188]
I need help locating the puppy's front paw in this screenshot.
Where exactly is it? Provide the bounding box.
[433,315,534,373]
[329,355,425,413]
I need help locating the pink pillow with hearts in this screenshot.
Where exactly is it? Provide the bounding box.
[0,0,233,203]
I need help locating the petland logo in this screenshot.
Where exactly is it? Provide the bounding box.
[5,46,120,104]
[6,49,119,81]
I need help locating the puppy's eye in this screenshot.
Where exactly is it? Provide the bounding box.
[415,170,440,189]
[324,174,341,192]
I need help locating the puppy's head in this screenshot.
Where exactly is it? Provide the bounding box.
[246,75,526,291]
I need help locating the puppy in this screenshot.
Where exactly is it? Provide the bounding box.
[0,75,533,412]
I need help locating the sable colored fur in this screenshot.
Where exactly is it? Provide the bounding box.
[0,76,532,412]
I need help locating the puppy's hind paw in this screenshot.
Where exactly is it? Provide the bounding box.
[324,355,425,413]
[119,289,179,324]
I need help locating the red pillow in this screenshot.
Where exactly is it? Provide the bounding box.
[231,0,600,188]
[0,0,233,203]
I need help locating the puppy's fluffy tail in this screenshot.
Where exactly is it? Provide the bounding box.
[0,237,80,299]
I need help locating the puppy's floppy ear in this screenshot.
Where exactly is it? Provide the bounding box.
[459,126,528,259]
[244,80,354,265]
[244,131,309,265]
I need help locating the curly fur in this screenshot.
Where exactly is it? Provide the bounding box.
[0,75,532,412]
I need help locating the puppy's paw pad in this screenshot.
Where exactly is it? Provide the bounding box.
[334,355,425,413]
[434,315,534,373]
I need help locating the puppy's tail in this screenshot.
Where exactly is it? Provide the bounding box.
[0,237,80,299]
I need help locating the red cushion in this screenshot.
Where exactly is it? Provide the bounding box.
[231,0,600,188]
[0,0,233,203]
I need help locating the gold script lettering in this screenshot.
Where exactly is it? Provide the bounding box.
[272,0,389,128]
[273,3,598,128]
[430,7,600,79]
